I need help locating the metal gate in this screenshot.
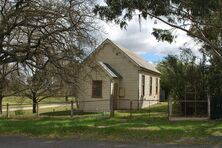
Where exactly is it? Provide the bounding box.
[211,96,222,119]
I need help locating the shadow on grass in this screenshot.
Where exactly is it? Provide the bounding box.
[1,102,222,143]
[40,110,98,116]
[117,103,168,114]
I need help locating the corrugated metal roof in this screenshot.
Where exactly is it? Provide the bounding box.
[98,61,122,78]
[110,40,160,74]
[85,39,160,74]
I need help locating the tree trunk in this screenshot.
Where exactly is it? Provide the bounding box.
[32,98,37,114]
[0,95,3,114]
[65,96,68,102]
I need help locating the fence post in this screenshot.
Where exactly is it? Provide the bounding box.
[208,94,211,120]
[36,103,39,118]
[148,100,150,118]
[6,103,9,119]
[168,97,172,120]
[137,99,139,110]
[110,95,114,117]
[75,98,79,109]
[130,100,133,118]
[71,101,74,117]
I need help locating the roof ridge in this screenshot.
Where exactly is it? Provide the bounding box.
[106,39,160,74]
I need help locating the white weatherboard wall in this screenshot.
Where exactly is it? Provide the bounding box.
[95,43,139,109]
[78,65,111,112]
[138,71,160,108]
[77,41,160,112]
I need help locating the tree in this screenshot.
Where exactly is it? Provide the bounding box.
[0,63,17,114]
[0,0,100,112]
[157,49,205,100]
[94,0,222,57]
[14,65,60,113]
[0,0,97,68]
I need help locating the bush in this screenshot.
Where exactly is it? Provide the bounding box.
[15,110,25,116]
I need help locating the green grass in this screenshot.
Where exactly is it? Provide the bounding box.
[0,103,222,144]
[1,105,72,118]
[3,96,74,105]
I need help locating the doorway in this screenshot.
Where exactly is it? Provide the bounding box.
[113,83,118,110]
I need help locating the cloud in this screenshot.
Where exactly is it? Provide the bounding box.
[100,16,202,62]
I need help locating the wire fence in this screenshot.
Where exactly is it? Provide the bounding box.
[168,98,210,120]
[1,101,73,118]
[0,98,160,119]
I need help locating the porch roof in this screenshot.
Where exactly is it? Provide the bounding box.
[98,61,122,79]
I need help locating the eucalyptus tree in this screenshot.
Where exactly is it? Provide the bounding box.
[94,0,222,57]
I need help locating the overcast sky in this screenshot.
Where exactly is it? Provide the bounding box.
[98,16,202,64]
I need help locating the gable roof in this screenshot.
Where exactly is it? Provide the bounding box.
[101,39,160,74]
[98,61,122,79]
[85,39,160,74]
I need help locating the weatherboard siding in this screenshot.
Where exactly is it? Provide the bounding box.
[96,43,139,109]
[77,40,160,112]
[78,65,111,112]
[138,71,160,108]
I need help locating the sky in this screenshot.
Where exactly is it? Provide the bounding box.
[99,15,202,64]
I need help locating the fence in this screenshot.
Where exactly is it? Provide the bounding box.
[168,97,210,120]
[0,98,160,119]
[1,101,73,118]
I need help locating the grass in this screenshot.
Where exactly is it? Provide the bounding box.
[1,105,72,118]
[3,96,74,105]
[0,103,222,144]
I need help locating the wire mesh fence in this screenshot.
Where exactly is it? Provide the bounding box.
[1,102,72,118]
[0,98,160,119]
[168,98,210,120]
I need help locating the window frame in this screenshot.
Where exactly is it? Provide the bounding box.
[141,75,145,96]
[92,80,102,98]
[149,77,152,96]
[156,78,158,95]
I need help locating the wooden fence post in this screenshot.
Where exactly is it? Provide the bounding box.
[6,103,9,119]
[71,101,74,117]
[168,97,172,120]
[36,103,39,118]
[75,98,79,109]
[137,100,139,110]
[148,100,150,118]
[208,94,211,120]
[130,100,133,118]
[110,95,114,117]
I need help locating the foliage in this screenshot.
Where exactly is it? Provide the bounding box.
[0,0,100,113]
[94,0,222,57]
[157,49,206,100]
[14,110,25,116]
[0,0,97,66]
[207,57,222,96]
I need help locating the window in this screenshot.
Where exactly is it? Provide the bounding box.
[141,75,145,96]
[149,77,152,95]
[92,80,102,98]
[156,78,158,94]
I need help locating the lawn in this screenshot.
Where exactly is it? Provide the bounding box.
[2,96,74,105]
[0,103,222,144]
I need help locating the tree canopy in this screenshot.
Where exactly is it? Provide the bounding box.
[94,0,222,57]
[157,49,207,100]
[0,0,100,114]
[0,0,97,68]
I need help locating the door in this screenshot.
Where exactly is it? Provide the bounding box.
[113,83,118,110]
[211,96,222,119]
